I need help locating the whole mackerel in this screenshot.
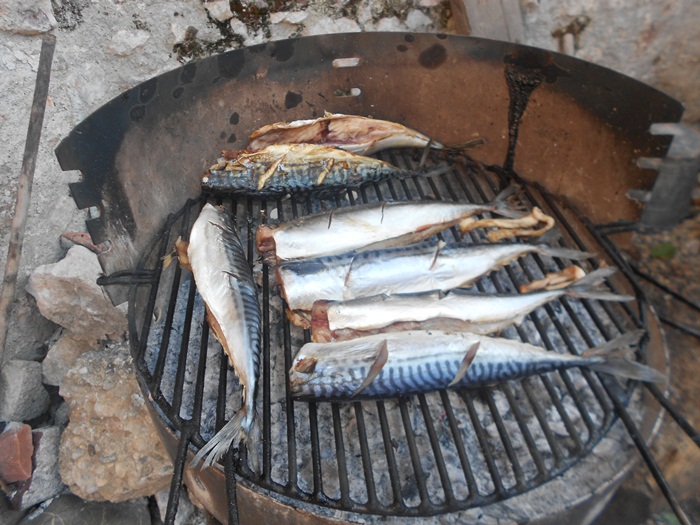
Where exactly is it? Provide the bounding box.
[278,242,592,327]
[184,204,261,468]
[202,143,441,197]
[289,330,664,400]
[247,112,445,155]
[257,186,523,264]
[311,268,633,342]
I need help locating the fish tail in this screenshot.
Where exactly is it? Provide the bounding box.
[488,184,529,219]
[563,267,634,302]
[584,330,665,383]
[191,407,250,469]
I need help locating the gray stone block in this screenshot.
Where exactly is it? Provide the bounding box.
[0,360,50,422]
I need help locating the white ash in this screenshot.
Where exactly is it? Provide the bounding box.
[143,169,653,520]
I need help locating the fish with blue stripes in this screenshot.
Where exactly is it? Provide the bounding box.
[277,241,592,328]
[289,330,664,400]
[202,143,446,197]
[175,203,261,468]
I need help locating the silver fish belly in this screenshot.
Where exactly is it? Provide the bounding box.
[289,330,662,400]
[257,188,522,264]
[187,203,261,468]
[277,242,592,325]
[311,267,632,342]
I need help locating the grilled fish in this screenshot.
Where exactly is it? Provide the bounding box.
[311,268,632,342]
[289,330,664,400]
[247,112,445,155]
[277,242,592,328]
[202,144,440,197]
[257,186,524,264]
[179,204,261,468]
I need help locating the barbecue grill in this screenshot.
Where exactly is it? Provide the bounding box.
[54,33,698,524]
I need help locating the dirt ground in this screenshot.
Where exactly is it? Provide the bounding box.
[594,209,700,525]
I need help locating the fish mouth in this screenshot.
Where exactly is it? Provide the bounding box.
[288,375,306,391]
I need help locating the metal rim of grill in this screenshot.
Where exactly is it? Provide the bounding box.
[125,150,667,520]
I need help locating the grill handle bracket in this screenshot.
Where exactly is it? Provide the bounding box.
[634,123,700,231]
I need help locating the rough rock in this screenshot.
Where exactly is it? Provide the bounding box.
[270,10,308,25]
[19,494,151,525]
[42,332,96,386]
[0,423,33,483]
[303,15,361,36]
[0,360,50,422]
[4,294,57,362]
[405,9,433,31]
[155,488,196,525]
[26,246,128,344]
[0,0,57,35]
[375,16,405,32]
[108,29,151,57]
[14,427,65,509]
[203,0,233,22]
[59,343,172,502]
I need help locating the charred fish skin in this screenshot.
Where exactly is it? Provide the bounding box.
[257,186,524,264]
[202,144,414,197]
[187,204,261,468]
[289,330,663,400]
[247,112,445,155]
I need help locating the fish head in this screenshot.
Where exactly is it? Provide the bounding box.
[293,356,317,374]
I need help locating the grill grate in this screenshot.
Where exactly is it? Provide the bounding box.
[127,151,660,519]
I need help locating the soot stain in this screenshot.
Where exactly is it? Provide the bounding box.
[172,87,184,99]
[405,34,415,42]
[219,131,227,139]
[285,91,303,109]
[230,112,240,125]
[181,63,197,84]
[397,44,408,52]
[271,40,295,62]
[130,106,146,122]
[228,133,237,143]
[217,51,245,79]
[139,78,157,103]
[419,44,447,70]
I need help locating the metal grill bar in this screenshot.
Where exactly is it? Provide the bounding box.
[126,152,677,520]
[508,175,699,525]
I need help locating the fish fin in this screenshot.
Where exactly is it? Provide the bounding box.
[165,237,191,271]
[205,305,226,348]
[191,408,248,469]
[563,267,634,302]
[162,250,177,269]
[429,240,447,270]
[222,268,250,286]
[537,246,595,261]
[352,340,389,397]
[317,159,334,185]
[448,342,479,387]
[418,139,432,168]
[583,330,664,383]
[583,329,645,357]
[257,157,284,190]
[488,184,529,219]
